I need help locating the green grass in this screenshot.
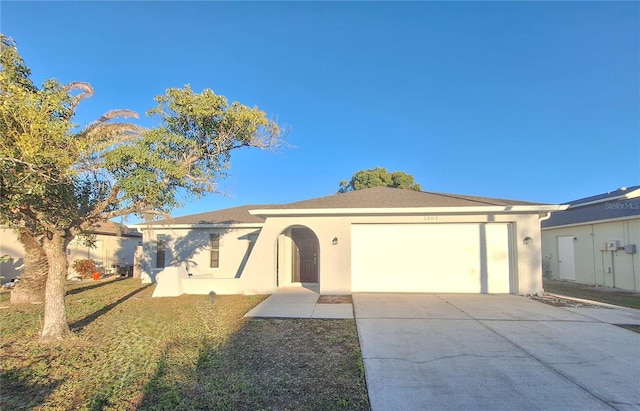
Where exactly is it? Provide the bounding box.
[543,279,640,309]
[0,279,370,410]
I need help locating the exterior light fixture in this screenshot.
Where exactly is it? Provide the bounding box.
[332,237,339,245]
[523,236,533,245]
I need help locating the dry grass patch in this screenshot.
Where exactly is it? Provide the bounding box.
[543,279,640,309]
[0,279,369,410]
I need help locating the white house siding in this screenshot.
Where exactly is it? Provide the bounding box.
[542,219,640,291]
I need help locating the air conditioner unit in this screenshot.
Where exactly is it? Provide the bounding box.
[605,241,619,251]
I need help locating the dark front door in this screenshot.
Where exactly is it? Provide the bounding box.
[291,228,319,283]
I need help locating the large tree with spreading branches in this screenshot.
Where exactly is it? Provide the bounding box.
[0,35,284,341]
[338,167,422,193]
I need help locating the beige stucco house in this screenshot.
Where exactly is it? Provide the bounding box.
[137,187,564,297]
[541,186,639,291]
[0,221,141,283]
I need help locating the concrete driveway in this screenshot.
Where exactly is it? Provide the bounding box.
[354,294,640,411]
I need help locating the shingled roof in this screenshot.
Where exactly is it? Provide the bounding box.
[542,186,640,228]
[150,205,268,225]
[258,186,543,209]
[148,187,548,225]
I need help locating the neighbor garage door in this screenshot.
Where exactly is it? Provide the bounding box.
[351,223,512,293]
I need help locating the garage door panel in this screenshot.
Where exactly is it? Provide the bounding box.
[351,223,511,293]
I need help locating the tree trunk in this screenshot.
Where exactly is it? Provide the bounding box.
[10,231,48,304]
[40,230,71,342]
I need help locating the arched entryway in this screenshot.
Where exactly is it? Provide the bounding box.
[277,226,320,286]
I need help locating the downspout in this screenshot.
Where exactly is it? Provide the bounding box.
[611,250,616,289]
[590,225,596,286]
[539,212,552,223]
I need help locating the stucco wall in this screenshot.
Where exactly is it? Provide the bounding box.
[240,212,545,295]
[542,219,640,291]
[140,212,547,296]
[139,226,264,293]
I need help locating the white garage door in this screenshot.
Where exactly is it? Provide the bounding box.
[351,223,512,293]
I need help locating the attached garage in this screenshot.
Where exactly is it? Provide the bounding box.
[351,223,513,293]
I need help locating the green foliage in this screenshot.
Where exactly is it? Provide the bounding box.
[75,232,97,249]
[338,166,422,193]
[72,259,98,278]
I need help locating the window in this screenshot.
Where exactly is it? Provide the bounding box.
[156,235,166,268]
[210,234,220,268]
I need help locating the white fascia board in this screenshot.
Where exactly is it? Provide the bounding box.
[249,205,567,217]
[130,223,264,230]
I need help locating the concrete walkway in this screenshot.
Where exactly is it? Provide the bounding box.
[244,287,353,319]
[354,293,640,411]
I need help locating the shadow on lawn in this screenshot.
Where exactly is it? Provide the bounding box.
[136,319,370,411]
[0,368,63,410]
[66,278,123,296]
[69,284,153,331]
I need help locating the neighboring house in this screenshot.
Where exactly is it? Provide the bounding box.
[67,221,142,276]
[136,187,563,297]
[0,228,24,283]
[0,221,141,282]
[541,186,639,291]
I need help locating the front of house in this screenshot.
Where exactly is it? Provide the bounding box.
[137,187,563,297]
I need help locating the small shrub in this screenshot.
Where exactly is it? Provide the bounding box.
[72,259,98,279]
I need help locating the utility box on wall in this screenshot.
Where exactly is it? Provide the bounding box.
[605,241,619,251]
[625,244,637,254]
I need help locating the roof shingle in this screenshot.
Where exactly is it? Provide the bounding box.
[149,187,547,225]
[260,186,543,209]
[542,186,640,228]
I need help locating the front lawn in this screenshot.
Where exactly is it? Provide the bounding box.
[0,279,370,410]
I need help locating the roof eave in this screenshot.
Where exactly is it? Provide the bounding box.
[542,214,640,230]
[249,205,567,217]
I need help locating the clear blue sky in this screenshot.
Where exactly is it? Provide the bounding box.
[2,1,639,221]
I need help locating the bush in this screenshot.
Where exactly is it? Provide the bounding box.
[72,259,98,279]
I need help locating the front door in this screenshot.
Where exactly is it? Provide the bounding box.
[291,228,319,283]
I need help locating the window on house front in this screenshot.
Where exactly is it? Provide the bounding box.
[156,235,166,268]
[210,234,220,268]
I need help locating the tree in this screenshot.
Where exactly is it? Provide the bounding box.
[338,167,421,193]
[0,35,284,341]
[9,231,48,304]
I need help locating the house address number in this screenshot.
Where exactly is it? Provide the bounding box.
[424,216,439,221]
